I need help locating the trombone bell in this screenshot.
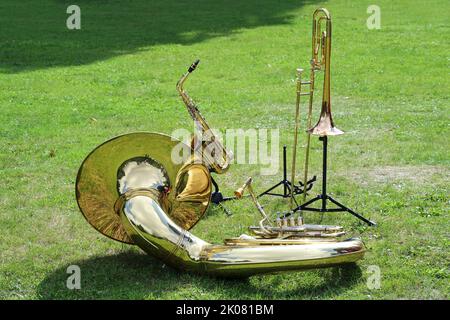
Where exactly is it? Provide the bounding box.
[308,109,344,136]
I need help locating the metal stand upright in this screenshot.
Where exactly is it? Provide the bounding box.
[211,145,316,215]
[257,145,316,199]
[294,136,376,226]
[210,177,235,216]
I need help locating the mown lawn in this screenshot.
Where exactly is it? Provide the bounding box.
[0,0,448,299]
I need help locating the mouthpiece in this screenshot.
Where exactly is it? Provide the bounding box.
[188,59,200,73]
[234,177,252,198]
[234,187,245,199]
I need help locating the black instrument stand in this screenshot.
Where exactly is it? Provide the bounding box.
[210,145,316,215]
[210,177,235,216]
[257,145,316,200]
[294,136,376,226]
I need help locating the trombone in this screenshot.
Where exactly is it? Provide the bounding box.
[290,8,343,209]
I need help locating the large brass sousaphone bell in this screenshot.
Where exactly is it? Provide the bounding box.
[76,55,365,276]
[75,132,209,244]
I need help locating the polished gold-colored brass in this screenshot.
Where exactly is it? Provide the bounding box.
[76,58,365,277]
[234,177,252,199]
[307,8,343,137]
[176,60,232,175]
[289,68,305,210]
[110,136,364,277]
[234,177,349,241]
[234,177,273,236]
[290,8,344,204]
[118,172,364,277]
[75,132,210,243]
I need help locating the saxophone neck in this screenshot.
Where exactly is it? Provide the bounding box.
[177,61,202,120]
[176,59,200,99]
[176,74,191,106]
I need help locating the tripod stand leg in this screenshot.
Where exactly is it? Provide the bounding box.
[258,146,294,198]
[217,202,233,216]
[293,194,322,212]
[327,196,376,226]
[258,180,285,197]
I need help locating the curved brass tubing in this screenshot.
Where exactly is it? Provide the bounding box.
[119,193,364,277]
[115,158,364,278]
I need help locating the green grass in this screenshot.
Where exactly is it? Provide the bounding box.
[0,0,449,299]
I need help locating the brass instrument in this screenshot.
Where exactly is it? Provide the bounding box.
[289,68,305,210]
[290,8,344,205]
[234,177,345,239]
[176,60,232,175]
[75,59,365,277]
[289,9,375,226]
[235,177,272,235]
[307,8,343,137]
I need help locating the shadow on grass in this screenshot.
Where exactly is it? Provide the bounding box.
[0,0,321,73]
[37,251,362,299]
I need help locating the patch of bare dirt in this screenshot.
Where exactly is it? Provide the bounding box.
[346,165,449,185]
